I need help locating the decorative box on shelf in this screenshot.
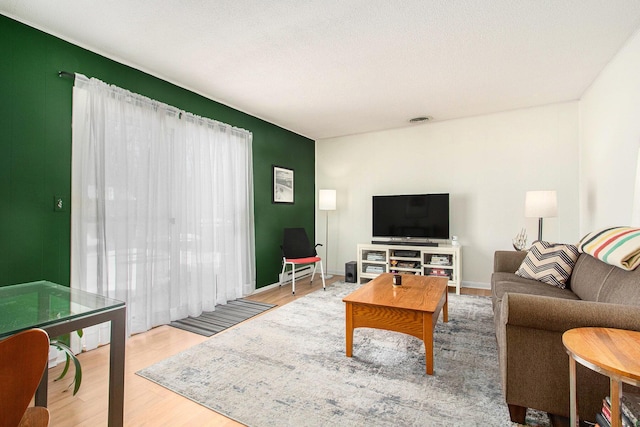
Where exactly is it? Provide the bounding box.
[430,255,451,266]
[364,265,385,274]
[366,252,386,261]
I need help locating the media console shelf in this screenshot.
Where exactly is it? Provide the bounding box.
[357,243,462,294]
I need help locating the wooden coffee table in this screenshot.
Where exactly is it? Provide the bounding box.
[343,273,448,375]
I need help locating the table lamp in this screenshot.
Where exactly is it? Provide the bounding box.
[525,190,557,241]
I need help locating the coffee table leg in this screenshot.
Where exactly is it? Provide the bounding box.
[443,290,448,323]
[345,302,353,357]
[424,313,434,375]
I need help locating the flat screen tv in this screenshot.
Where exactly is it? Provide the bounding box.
[372,193,449,240]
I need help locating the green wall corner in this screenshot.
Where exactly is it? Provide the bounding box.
[0,14,315,289]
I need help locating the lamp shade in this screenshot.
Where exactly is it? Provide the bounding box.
[525,190,557,218]
[318,189,336,211]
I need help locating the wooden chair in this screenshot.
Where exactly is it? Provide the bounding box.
[280,227,326,295]
[0,328,51,427]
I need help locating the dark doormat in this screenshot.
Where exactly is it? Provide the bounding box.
[169,299,276,337]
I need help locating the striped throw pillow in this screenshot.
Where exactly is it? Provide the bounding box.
[515,240,580,289]
[578,227,640,271]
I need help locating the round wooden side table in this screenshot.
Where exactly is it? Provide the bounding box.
[562,328,640,427]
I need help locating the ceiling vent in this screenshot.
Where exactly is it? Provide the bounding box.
[409,116,432,123]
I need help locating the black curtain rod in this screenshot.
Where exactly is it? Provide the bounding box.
[58,71,74,79]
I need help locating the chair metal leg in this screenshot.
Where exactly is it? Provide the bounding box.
[281,259,325,295]
[291,264,296,295]
[319,261,326,290]
[310,263,317,285]
[279,260,287,288]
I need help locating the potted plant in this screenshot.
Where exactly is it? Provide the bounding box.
[50,330,83,395]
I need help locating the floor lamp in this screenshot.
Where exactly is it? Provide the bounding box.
[319,189,336,279]
[525,190,557,241]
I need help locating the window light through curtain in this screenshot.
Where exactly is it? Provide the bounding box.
[70,73,255,351]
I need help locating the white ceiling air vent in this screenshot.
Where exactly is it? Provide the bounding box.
[409,116,433,124]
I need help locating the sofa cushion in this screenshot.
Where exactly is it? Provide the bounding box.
[596,263,640,306]
[578,226,640,271]
[568,254,614,302]
[515,241,580,289]
[492,273,580,306]
[493,250,527,274]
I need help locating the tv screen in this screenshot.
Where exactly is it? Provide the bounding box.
[372,193,449,240]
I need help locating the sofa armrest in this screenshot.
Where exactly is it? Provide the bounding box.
[494,251,527,274]
[502,293,640,333]
[498,293,640,419]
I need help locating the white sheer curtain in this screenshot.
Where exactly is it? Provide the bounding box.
[71,74,255,350]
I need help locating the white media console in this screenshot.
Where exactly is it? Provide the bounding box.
[356,243,462,295]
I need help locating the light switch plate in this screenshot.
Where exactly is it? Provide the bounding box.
[54,196,65,212]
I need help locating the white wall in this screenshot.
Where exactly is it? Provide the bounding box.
[579,28,640,234]
[316,102,580,288]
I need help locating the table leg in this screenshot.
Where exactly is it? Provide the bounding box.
[35,288,50,407]
[345,303,353,357]
[35,361,48,407]
[424,312,434,375]
[443,290,448,323]
[569,355,578,427]
[611,378,622,427]
[108,306,126,427]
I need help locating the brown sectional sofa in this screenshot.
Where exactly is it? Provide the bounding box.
[491,250,640,423]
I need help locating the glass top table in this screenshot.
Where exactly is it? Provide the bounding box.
[0,280,126,426]
[0,280,125,338]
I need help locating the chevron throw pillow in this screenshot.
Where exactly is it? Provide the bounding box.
[515,240,580,289]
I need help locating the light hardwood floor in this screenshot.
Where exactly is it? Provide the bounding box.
[45,276,489,426]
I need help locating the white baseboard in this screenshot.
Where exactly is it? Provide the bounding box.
[49,345,59,368]
[280,264,313,283]
[461,281,490,290]
[252,281,282,294]
[252,265,316,295]
[48,345,69,368]
[252,276,488,294]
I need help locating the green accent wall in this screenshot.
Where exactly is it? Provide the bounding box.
[0,15,315,289]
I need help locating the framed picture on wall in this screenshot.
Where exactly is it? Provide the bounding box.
[272,165,294,204]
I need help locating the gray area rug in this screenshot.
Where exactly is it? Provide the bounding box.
[137,281,550,426]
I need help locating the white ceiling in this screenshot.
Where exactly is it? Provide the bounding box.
[2,1,640,140]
